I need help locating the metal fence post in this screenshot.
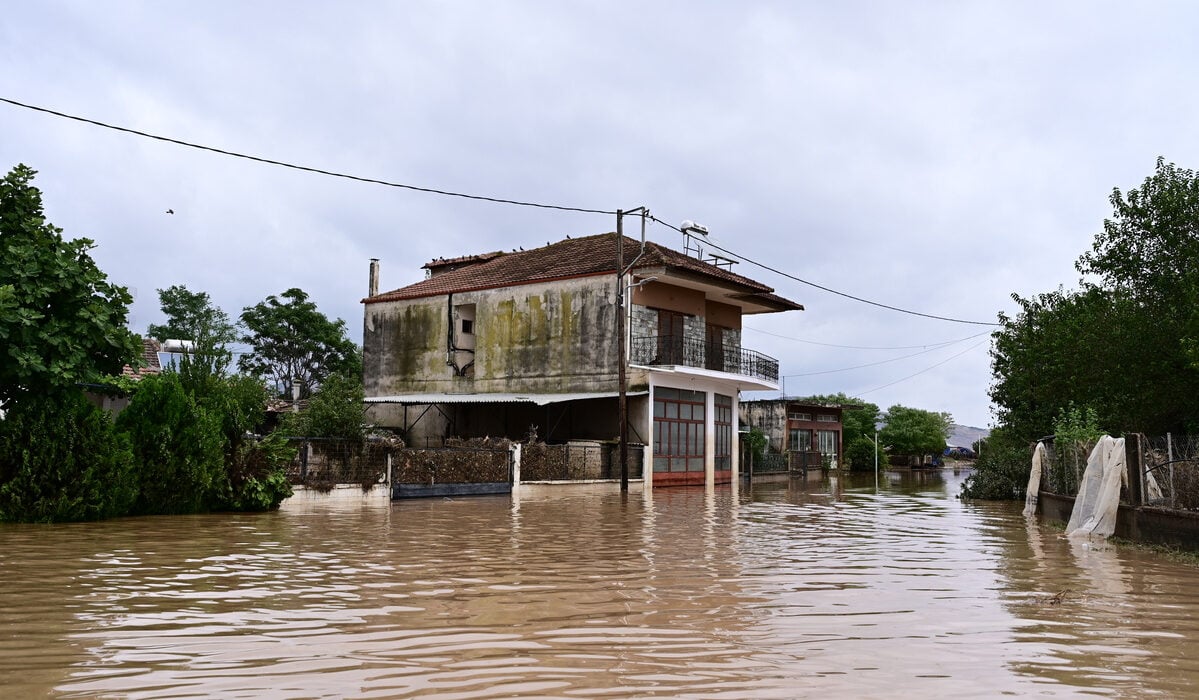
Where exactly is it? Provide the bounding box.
[1125,433,1143,507]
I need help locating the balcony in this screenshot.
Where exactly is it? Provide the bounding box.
[630,335,779,384]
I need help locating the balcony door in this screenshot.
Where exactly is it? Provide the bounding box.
[706,323,725,372]
[657,309,686,365]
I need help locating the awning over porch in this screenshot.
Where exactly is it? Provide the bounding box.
[365,391,647,406]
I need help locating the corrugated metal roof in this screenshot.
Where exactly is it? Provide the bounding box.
[364,391,646,406]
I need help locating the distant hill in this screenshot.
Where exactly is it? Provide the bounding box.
[948,424,989,448]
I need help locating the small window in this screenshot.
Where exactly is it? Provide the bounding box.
[461,319,474,335]
[789,412,812,421]
[817,414,837,423]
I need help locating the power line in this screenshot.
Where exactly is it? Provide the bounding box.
[3,96,999,328]
[745,326,991,351]
[0,96,616,216]
[782,335,987,378]
[854,339,989,396]
[649,216,1000,326]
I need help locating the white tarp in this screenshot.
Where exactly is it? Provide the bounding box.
[1023,441,1048,517]
[1066,435,1126,540]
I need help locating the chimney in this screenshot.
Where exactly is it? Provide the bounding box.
[368,258,380,297]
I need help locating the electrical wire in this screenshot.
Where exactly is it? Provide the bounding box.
[853,339,989,396]
[745,326,991,351]
[782,339,981,378]
[649,215,1000,326]
[5,96,999,328]
[0,96,616,216]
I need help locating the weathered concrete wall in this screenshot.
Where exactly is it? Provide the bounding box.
[1039,491,1199,552]
[740,401,789,453]
[363,297,447,396]
[364,276,621,397]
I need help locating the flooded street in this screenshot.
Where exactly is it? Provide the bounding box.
[4,470,1199,698]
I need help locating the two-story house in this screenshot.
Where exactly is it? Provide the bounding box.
[362,232,802,488]
[740,399,855,470]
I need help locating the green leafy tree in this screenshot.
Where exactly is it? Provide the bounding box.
[0,164,139,409]
[281,371,366,440]
[0,390,137,522]
[239,288,360,400]
[880,405,951,459]
[148,285,238,387]
[990,158,1199,438]
[147,285,236,345]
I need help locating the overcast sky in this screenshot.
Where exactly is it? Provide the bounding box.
[4,2,1198,429]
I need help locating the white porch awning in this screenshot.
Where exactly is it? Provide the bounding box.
[364,391,646,406]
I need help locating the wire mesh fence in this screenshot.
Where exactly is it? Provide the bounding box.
[1039,434,1199,512]
[1143,434,1199,510]
[284,437,392,490]
[1041,439,1090,497]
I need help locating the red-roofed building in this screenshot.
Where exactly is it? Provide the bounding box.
[362,232,802,488]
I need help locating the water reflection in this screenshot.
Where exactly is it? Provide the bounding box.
[1,470,1199,697]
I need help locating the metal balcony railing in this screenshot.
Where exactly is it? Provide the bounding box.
[630,334,779,383]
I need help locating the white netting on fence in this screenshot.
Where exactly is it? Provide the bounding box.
[1066,435,1126,540]
[1022,441,1047,517]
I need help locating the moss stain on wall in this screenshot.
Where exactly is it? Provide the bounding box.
[386,303,441,386]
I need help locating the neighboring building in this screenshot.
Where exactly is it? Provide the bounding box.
[84,337,163,414]
[740,399,853,469]
[362,232,802,488]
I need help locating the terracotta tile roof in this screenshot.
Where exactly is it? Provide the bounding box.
[365,232,802,311]
[121,337,162,380]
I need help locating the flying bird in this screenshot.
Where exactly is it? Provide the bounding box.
[166,209,174,214]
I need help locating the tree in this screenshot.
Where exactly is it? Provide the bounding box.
[146,285,236,345]
[281,371,367,440]
[239,288,360,399]
[989,158,1199,438]
[880,405,951,459]
[0,164,139,409]
[147,285,238,390]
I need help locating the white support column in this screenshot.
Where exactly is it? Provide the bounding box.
[705,390,715,487]
[644,385,655,493]
[731,393,740,481]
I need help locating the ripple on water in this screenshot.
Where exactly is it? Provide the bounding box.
[1,472,1199,697]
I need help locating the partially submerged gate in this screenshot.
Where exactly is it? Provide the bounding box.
[392,447,513,499]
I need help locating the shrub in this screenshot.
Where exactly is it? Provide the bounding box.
[0,391,137,522]
[960,427,1033,500]
[116,373,225,514]
[216,432,295,511]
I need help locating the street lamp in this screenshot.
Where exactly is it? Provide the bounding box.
[865,431,879,491]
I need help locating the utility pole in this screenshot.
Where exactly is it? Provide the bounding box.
[617,213,628,492]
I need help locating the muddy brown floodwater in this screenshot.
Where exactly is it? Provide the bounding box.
[3,469,1199,698]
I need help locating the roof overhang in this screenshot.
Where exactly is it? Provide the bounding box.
[633,267,802,314]
[365,391,647,406]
